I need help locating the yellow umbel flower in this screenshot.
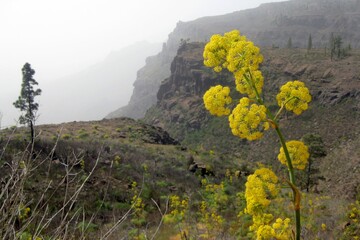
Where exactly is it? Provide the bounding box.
[278,140,310,170]
[226,39,263,73]
[228,97,270,140]
[203,85,232,116]
[276,80,312,115]
[203,30,246,72]
[256,225,275,240]
[235,69,264,98]
[272,218,292,240]
[245,167,279,215]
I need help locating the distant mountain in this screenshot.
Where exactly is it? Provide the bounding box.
[40,41,162,124]
[107,0,360,119]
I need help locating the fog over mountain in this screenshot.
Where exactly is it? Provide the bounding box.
[0,0,288,128]
[39,42,161,124]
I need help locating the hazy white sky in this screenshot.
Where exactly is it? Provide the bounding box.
[0,0,287,127]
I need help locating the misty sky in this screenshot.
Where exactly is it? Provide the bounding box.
[0,0,287,128]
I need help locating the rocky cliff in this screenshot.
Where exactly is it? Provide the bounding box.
[107,0,360,119]
[144,41,360,198]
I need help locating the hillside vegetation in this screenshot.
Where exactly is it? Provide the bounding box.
[0,118,246,239]
[1,42,359,238]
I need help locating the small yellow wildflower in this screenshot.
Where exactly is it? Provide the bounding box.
[276,80,312,115]
[278,140,310,170]
[321,223,326,231]
[19,206,31,221]
[164,195,189,224]
[203,85,232,116]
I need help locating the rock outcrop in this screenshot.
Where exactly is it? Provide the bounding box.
[143,40,360,200]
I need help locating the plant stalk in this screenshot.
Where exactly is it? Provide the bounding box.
[246,69,301,240]
[275,126,301,240]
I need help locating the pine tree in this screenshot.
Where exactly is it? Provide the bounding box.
[301,133,326,192]
[307,34,312,53]
[330,33,335,60]
[330,33,344,60]
[13,63,42,144]
[287,37,292,49]
[334,35,343,58]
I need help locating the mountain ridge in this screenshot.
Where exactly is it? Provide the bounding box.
[107,0,360,120]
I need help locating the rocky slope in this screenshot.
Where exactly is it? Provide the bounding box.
[107,0,360,119]
[144,42,360,199]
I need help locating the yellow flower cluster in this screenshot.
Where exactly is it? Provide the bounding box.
[256,218,292,240]
[229,97,270,140]
[203,181,229,207]
[226,39,263,74]
[342,201,360,239]
[203,30,246,72]
[245,167,279,215]
[235,69,264,99]
[18,205,31,221]
[276,80,312,115]
[203,30,264,99]
[199,201,224,231]
[272,218,292,240]
[164,195,189,224]
[348,201,360,222]
[245,168,292,239]
[256,224,274,239]
[203,85,232,116]
[278,140,310,170]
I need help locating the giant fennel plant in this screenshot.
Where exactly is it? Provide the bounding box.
[202,30,311,240]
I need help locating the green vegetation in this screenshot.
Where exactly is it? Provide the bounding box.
[330,33,352,60]
[1,28,360,240]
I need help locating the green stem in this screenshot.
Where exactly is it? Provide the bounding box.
[244,70,263,104]
[246,69,301,240]
[274,96,300,121]
[275,120,301,240]
[275,127,295,183]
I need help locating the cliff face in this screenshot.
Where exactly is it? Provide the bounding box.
[147,43,228,133]
[143,42,360,198]
[107,0,360,119]
[167,0,360,49]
